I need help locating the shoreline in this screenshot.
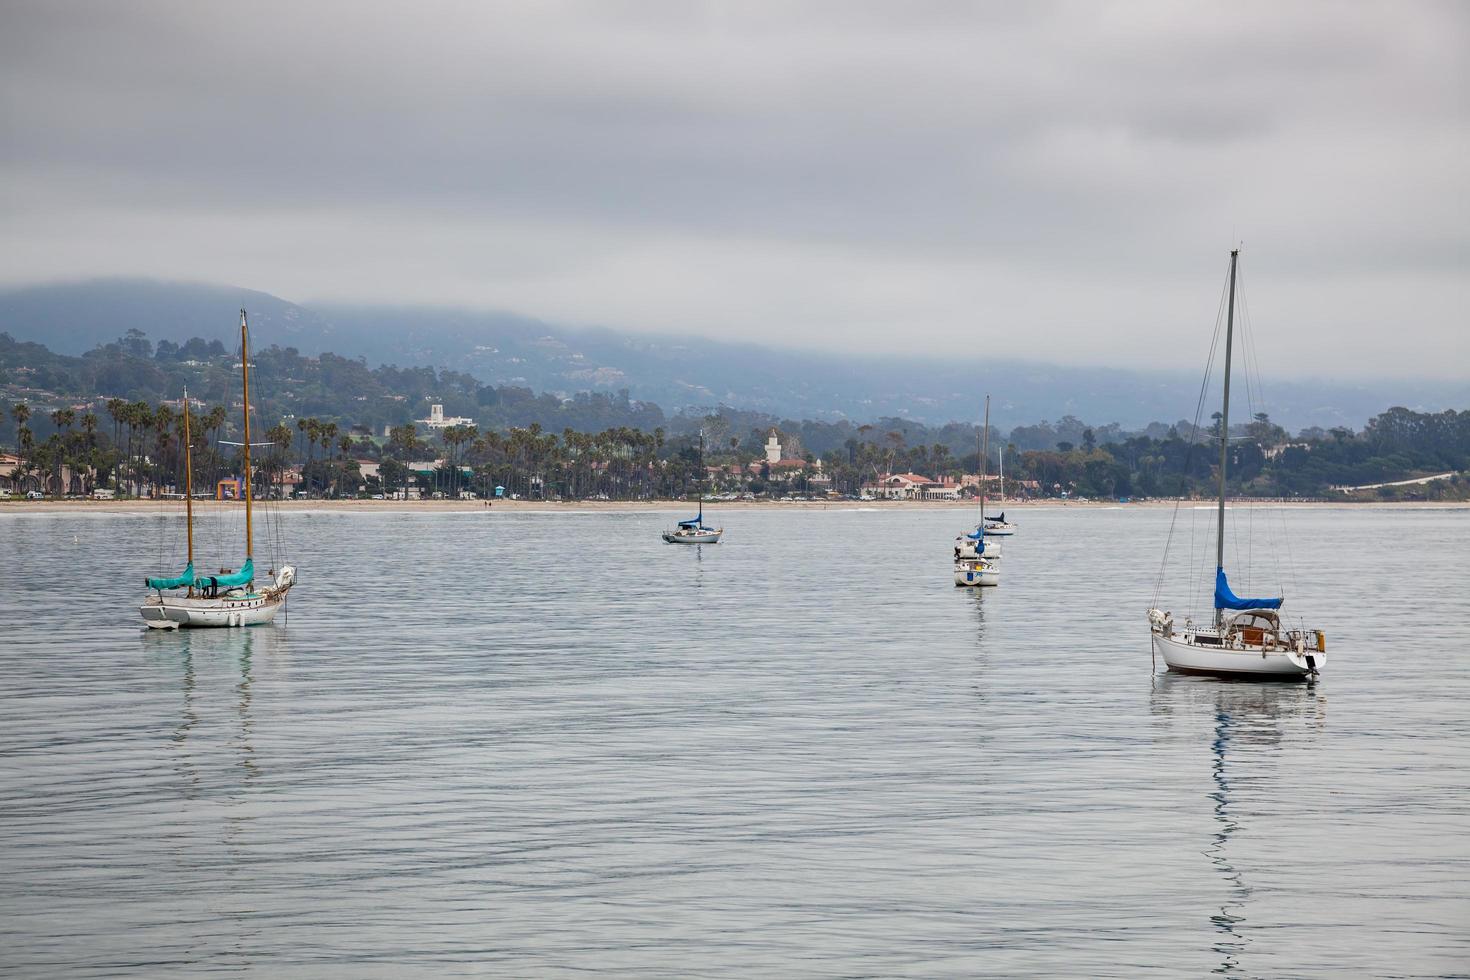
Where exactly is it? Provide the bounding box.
[3,497,1466,515]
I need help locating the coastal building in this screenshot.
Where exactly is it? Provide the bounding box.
[764,430,784,465]
[0,453,82,496]
[753,429,819,485]
[419,404,475,430]
[0,452,30,494]
[863,473,932,500]
[861,472,965,500]
[922,477,963,500]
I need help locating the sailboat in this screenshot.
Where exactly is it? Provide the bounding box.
[663,434,723,544]
[140,311,296,628]
[1147,251,1324,678]
[984,450,1017,535]
[955,395,1000,586]
[662,500,723,544]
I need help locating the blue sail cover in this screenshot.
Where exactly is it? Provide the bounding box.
[146,562,195,591]
[1214,567,1282,611]
[677,517,704,527]
[195,557,255,590]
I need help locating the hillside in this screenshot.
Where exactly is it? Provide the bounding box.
[3,279,1465,431]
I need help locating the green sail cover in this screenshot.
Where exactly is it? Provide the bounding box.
[146,562,196,591]
[195,557,254,590]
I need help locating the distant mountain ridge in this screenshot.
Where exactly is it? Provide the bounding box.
[2,278,1463,431]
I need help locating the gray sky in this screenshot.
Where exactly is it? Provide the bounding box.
[1,1,1465,377]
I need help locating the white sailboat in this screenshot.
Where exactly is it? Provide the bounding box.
[662,500,723,544]
[984,452,1017,535]
[140,311,296,629]
[955,395,1000,587]
[1147,250,1324,678]
[663,434,723,544]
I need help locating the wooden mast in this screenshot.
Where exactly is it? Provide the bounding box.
[239,310,254,567]
[1215,249,1239,627]
[183,387,195,595]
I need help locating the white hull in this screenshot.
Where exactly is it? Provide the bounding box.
[140,591,285,628]
[1151,632,1322,679]
[954,535,1001,559]
[140,566,295,629]
[984,522,1016,536]
[953,560,1000,587]
[663,529,722,544]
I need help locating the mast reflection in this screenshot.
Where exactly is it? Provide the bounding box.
[1151,674,1325,975]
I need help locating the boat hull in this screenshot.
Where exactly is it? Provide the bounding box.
[1152,632,1320,679]
[984,522,1016,536]
[954,536,1002,559]
[140,592,285,628]
[663,530,722,544]
[953,561,1000,587]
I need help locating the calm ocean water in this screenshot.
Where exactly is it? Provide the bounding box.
[1,506,1467,977]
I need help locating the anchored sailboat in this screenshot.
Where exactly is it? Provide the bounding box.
[1147,251,1324,678]
[140,311,296,628]
[984,451,1016,535]
[662,499,723,544]
[955,395,1000,586]
[663,434,723,544]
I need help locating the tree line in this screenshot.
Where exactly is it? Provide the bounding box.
[3,329,1467,500]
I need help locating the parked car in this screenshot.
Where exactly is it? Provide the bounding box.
[27,490,46,500]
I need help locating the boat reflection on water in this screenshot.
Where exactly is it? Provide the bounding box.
[1150,674,1326,975]
[141,626,294,791]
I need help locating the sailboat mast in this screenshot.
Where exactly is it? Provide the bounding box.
[239,310,254,562]
[1215,249,1239,626]
[183,387,195,571]
[981,395,990,517]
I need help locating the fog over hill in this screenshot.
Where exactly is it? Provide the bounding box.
[3,279,1463,432]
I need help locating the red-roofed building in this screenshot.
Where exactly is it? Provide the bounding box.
[862,473,931,499]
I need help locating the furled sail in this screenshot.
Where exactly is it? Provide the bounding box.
[1214,567,1282,611]
[195,557,255,590]
[146,563,195,591]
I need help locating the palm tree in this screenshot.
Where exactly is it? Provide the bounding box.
[105,398,126,491]
[78,413,99,493]
[126,401,151,496]
[267,421,294,499]
[338,434,354,495]
[11,401,30,437]
[47,410,76,494]
[297,417,312,487]
[202,404,228,487]
[319,422,338,495]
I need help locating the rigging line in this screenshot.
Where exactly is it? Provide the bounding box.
[1240,266,1263,593]
[1200,254,1234,614]
[1236,289,1253,593]
[1154,259,1230,614]
[1239,267,1295,604]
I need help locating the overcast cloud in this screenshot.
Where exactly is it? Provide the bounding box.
[1,0,1465,377]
